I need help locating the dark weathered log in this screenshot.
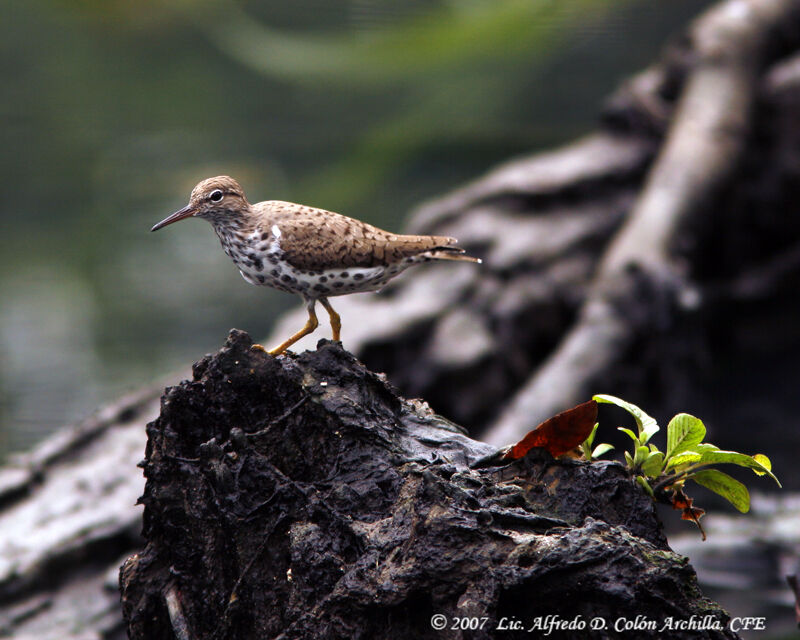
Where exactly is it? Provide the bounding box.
[120,330,734,640]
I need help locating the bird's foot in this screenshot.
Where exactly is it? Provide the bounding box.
[251,343,292,357]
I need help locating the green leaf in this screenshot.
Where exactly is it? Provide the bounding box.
[666,414,706,459]
[634,445,649,467]
[635,475,654,497]
[591,443,614,459]
[594,394,659,441]
[624,450,634,469]
[617,427,638,443]
[752,454,771,476]
[666,451,702,470]
[640,424,659,445]
[581,424,598,459]
[691,469,750,513]
[666,443,720,470]
[582,423,598,449]
[641,451,665,478]
[586,423,598,448]
[695,450,781,487]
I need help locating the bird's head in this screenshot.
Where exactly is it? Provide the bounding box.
[150,176,249,232]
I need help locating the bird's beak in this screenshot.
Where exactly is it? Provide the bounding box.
[150,204,196,232]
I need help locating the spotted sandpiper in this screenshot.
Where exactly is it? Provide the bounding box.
[151,176,481,355]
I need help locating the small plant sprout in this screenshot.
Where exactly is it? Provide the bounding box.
[580,423,614,461]
[584,394,780,538]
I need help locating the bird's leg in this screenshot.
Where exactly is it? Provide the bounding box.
[319,297,341,342]
[255,300,319,356]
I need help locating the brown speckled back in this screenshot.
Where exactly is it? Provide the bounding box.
[250,200,461,271]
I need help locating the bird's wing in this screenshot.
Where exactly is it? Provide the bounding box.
[263,202,458,271]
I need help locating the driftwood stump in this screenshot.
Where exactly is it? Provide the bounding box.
[119,330,734,640]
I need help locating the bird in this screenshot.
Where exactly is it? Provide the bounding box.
[151,176,481,355]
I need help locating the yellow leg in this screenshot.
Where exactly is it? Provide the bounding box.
[255,300,319,356]
[319,297,341,341]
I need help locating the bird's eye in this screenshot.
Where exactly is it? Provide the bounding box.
[209,190,224,202]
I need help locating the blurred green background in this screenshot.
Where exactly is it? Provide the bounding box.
[0,0,713,456]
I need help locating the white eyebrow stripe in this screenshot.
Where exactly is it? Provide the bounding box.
[272,224,281,238]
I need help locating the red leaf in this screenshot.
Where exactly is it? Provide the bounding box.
[671,490,706,540]
[502,400,598,460]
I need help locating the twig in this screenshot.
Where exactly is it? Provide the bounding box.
[165,582,192,640]
[246,395,309,438]
[213,516,283,640]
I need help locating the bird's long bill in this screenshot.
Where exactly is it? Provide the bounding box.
[150,204,196,232]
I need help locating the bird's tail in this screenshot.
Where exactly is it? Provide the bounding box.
[428,246,482,263]
[395,233,482,263]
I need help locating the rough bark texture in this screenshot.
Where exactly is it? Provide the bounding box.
[1,0,799,636]
[119,330,733,640]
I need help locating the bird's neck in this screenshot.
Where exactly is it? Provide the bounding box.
[206,207,254,238]
[203,214,248,259]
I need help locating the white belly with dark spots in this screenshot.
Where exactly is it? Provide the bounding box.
[214,224,422,298]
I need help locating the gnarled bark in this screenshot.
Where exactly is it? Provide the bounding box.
[120,330,733,640]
